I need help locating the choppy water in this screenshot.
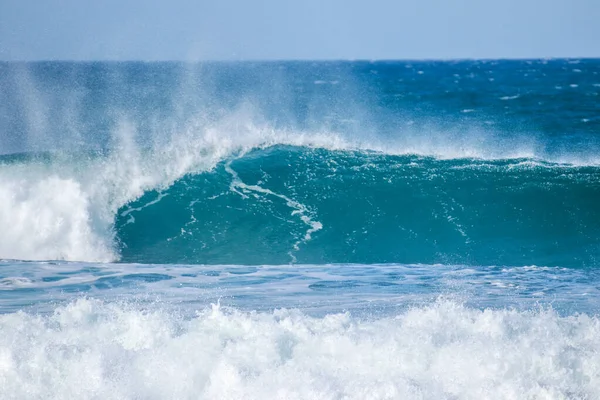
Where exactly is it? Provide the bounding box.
[0,60,599,399]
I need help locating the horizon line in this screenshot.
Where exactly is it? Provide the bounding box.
[1,56,599,63]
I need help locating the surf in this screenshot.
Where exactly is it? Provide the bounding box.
[2,140,599,266]
[1,297,598,399]
[1,61,599,266]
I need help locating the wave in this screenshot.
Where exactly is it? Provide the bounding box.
[1,61,600,264]
[0,111,350,262]
[1,114,600,265]
[0,298,598,399]
[114,146,600,267]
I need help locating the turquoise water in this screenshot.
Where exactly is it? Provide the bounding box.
[0,60,600,398]
[115,149,600,267]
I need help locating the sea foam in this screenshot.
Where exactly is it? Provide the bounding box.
[0,298,598,399]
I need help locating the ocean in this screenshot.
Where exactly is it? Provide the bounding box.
[0,59,599,398]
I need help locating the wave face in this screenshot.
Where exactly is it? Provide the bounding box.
[115,149,600,267]
[0,60,599,266]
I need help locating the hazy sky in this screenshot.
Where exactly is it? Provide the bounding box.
[1,0,598,60]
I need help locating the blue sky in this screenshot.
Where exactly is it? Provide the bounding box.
[0,0,598,60]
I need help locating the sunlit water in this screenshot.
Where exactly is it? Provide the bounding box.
[1,60,600,399]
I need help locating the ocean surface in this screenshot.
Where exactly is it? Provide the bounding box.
[0,59,600,399]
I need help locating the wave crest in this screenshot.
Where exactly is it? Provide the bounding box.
[1,103,599,263]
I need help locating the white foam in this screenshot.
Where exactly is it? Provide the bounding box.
[0,298,598,399]
[0,167,116,262]
[500,94,520,100]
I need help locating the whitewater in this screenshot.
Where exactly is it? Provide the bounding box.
[0,59,599,399]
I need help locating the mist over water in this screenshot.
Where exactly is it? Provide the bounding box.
[1,60,599,264]
[1,60,600,399]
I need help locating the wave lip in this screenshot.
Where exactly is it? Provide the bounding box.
[0,298,598,399]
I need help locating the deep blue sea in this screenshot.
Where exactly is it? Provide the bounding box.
[1,60,600,398]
